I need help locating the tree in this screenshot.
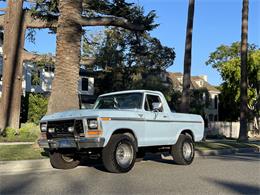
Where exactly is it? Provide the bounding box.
[0,0,25,131]
[0,0,58,131]
[180,0,195,113]
[0,0,157,130]
[206,42,259,111]
[83,28,175,97]
[207,43,259,122]
[239,0,249,142]
[46,0,83,113]
[31,0,158,114]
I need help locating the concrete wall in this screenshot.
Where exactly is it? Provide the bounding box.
[206,121,258,138]
[206,121,239,138]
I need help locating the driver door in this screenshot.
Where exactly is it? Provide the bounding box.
[143,94,172,146]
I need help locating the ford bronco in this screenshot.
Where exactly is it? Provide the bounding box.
[38,90,204,173]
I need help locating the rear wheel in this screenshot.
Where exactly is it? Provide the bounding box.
[49,151,80,169]
[102,134,136,173]
[171,134,194,165]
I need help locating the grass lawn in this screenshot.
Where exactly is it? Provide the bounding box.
[0,144,48,161]
[0,136,38,142]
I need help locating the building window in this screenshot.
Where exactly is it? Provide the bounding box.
[214,95,218,109]
[44,65,55,73]
[81,77,89,91]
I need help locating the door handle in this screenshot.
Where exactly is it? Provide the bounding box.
[163,115,168,118]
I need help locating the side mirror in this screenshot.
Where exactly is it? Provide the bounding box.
[152,102,162,112]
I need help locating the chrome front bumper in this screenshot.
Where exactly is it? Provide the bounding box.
[38,137,105,149]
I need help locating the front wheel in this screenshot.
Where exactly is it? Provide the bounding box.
[49,151,80,169]
[102,134,136,173]
[171,134,194,165]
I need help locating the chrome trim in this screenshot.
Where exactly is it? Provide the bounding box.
[38,137,105,149]
[110,117,202,123]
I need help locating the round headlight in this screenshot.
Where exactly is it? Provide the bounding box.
[40,123,47,132]
[88,120,98,129]
[68,126,74,133]
[48,127,55,133]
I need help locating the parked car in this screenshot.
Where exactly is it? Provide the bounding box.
[38,90,204,173]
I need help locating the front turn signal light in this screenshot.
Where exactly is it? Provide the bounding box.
[86,130,103,137]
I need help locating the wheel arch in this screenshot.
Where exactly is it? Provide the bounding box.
[111,128,138,150]
[179,129,195,142]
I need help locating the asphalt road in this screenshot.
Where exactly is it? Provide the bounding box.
[1,152,260,195]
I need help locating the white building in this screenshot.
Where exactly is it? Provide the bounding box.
[168,72,221,123]
[0,32,95,108]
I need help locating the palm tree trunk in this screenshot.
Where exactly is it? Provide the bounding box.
[0,0,25,131]
[47,0,83,114]
[180,0,195,113]
[238,0,249,142]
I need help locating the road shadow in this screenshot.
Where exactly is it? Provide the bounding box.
[203,177,260,194]
[78,153,178,172]
[79,157,107,172]
[0,175,35,194]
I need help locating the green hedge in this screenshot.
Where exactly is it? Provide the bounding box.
[0,123,40,142]
[27,93,48,124]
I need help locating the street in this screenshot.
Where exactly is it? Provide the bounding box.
[1,152,260,195]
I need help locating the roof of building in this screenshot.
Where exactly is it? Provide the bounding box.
[168,72,220,93]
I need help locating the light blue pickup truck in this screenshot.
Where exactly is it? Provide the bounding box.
[38,90,204,173]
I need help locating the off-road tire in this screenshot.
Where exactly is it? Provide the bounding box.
[49,151,80,169]
[102,134,136,173]
[171,134,194,165]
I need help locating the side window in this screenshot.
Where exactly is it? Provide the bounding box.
[145,95,163,112]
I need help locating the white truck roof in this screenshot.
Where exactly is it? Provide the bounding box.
[99,90,163,97]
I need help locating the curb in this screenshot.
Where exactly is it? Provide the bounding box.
[195,147,259,157]
[0,159,52,175]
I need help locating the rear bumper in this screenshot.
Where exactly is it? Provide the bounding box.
[38,137,105,149]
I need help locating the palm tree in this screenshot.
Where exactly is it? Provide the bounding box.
[47,0,154,114]
[238,0,249,142]
[180,0,195,113]
[47,0,83,114]
[0,0,25,131]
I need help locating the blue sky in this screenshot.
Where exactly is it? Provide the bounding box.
[1,0,259,86]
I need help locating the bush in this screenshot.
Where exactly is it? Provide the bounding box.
[0,123,40,142]
[19,123,40,141]
[2,127,18,139]
[28,93,48,124]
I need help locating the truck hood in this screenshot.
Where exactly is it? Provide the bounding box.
[40,109,142,122]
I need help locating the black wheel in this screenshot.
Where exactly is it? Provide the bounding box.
[102,134,136,173]
[49,151,80,169]
[171,134,194,165]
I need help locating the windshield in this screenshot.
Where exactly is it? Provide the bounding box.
[94,93,143,110]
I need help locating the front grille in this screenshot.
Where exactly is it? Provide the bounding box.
[46,119,84,138]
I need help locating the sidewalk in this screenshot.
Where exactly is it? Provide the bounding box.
[0,159,52,175]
